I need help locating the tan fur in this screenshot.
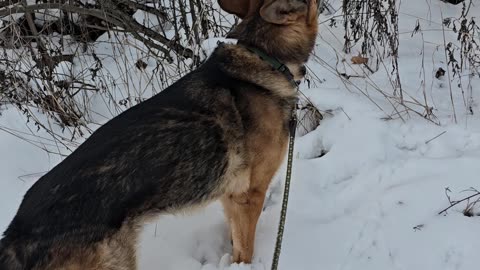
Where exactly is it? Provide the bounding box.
[224,154,251,195]
[286,63,307,81]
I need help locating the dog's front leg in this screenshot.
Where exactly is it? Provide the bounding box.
[221,187,267,264]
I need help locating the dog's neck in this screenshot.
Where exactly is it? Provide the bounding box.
[241,45,298,88]
[212,43,302,99]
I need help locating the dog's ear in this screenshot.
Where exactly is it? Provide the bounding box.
[218,0,252,18]
[260,0,314,25]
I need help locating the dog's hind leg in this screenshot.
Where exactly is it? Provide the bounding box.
[46,225,138,270]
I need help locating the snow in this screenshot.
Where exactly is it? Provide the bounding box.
[2,0,480,269]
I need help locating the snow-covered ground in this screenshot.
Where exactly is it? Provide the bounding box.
[2,0,480,269]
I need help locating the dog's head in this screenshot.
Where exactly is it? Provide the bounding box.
[219,0,318,65]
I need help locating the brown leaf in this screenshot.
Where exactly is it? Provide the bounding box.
[351,55,369,65]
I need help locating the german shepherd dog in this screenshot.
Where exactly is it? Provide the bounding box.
[0,0,318,268]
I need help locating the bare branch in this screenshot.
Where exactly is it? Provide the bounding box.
[0,2,196,60]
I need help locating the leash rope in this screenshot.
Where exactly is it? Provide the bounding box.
[271,107,297,270]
